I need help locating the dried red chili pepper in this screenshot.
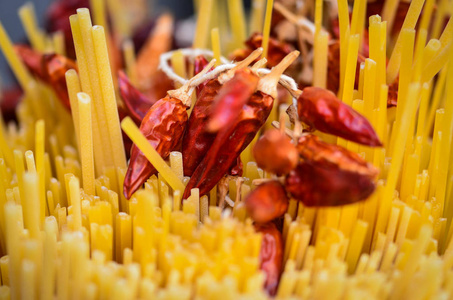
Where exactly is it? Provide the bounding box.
[254,222,283,296]
[231,32,293,68]
[296,134,378,178]
[183,51,300,199]
[207,69,260,132]
[285,134,378,206]
[297,86,382,146]
[123,60,215,199]
[245,181,289,224]
[181,49,263,177]
[285,161,376,206]
[15,45,77,110]
[253,128,298,175]
[118,70,158,124]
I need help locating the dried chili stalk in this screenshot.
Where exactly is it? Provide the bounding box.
[297,86,382,146]
[15,45,77,110]
[123,60,215,199]
[245,181,289,224]
[181,48,263,177]
[254,222,283,296]
[285,134,378,206]
[253,128,298,175]
[183,51,300,199]
[118,70,158,124]
[231,32,293,68]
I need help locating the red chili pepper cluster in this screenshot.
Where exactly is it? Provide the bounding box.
[181,49,263,178]
[123,60,215,199]
[182,51,300,199]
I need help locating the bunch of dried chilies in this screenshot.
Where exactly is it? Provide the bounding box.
[4,0,408,296]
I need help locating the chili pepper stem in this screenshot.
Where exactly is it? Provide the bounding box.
[218,47,263,84]
[234,177,244,204]
[257,50,300,98]
[167,59,216,106]
[217,176,229,209]
[251,58,268,73]
[271,121,295,139]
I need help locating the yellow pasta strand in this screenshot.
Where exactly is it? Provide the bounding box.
[121,117,185,192]
[386,0,425,84]
[261,0,274,60]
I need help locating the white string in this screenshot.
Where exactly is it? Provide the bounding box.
[159,48,301,100]
[159,48,230,84]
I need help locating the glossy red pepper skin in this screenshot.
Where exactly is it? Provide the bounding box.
[118,71,158,124]
[245,181,289,224]
[182,57,246,177]
[208,69,260,132]
[297,134,378,178]
[297,87,382,147]
[254,222,283,296]
[15,45,77,110]
[285,161,376,206]
[123,96,188,199]
[182,78,221,177]
[285,134,377,207]
[183,91,274,199]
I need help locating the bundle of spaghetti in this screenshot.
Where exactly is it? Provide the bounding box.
[0,0,451,298]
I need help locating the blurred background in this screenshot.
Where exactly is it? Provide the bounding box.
[1,0,255,86]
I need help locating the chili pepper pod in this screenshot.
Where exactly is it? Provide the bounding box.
[297,86,383,147]
[183,50,300,199]
[285,134,378,206]
[253,128,298,175]
[15,45,77,110]
[207,69,260,132]
[245,181,289,224]
[254,222,284,296]
[296,134,379,177]
[123,59,216,199]
[181,48,264,177]
[118,70,158,124]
